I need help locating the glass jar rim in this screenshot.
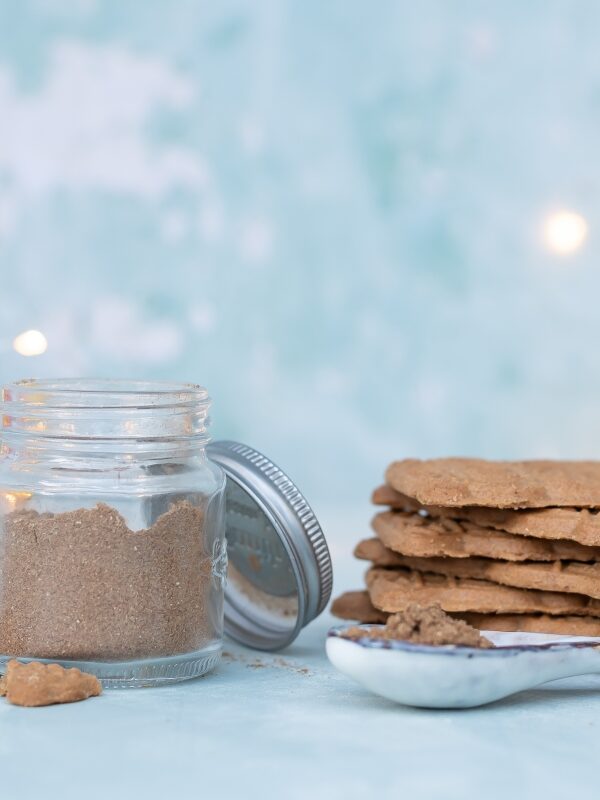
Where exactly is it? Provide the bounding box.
[1,378,211,444]
[2,378,210,409]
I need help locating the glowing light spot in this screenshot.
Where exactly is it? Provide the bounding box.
[542,210,588,255]
[12,330,48,356]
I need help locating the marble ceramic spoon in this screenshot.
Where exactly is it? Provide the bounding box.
[326,626,600,709]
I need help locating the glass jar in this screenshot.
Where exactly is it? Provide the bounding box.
[0,379,227,687]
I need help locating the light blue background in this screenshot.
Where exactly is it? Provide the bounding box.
[1,0,599,507]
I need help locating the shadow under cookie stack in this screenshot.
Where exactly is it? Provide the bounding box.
[332,458,600,635]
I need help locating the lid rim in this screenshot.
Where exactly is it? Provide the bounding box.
[207,440,333,650]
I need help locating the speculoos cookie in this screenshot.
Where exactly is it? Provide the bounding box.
[385,458,600,509]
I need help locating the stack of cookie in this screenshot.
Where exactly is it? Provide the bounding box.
[332,458,600,635]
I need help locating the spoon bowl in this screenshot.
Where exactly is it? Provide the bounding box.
[326,626,600,708]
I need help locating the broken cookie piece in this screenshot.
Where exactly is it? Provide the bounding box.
[1,660,102,707]
[341,603,494,648]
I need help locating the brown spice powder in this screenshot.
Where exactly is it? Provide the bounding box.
[0,501,216,661]
[341,603,494,648]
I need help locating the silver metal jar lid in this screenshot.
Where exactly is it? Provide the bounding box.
[206,440,333,651]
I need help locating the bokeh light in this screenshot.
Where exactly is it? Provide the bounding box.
[12,329,48,356]
[542,210,588,255]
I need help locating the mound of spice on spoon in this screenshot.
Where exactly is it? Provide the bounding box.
[341,603,494,648]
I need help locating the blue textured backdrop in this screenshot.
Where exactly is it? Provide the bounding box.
[1,1,600,506]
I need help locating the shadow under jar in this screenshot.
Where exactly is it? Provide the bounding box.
[0,379,226,687]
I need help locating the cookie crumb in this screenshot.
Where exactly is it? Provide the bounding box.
[2,660,102,707]
[341,603,494,648]
[247,659,267,669]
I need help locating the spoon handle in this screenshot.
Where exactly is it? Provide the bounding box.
[528,646,600,685]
